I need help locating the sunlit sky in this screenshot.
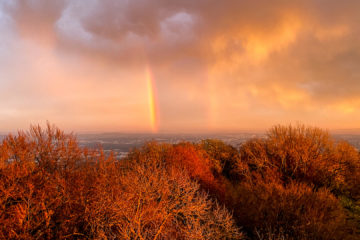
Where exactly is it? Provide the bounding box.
[1,0,360,133]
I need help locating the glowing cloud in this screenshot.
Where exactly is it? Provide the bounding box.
[2,1,360,132]
[146,65,159,133]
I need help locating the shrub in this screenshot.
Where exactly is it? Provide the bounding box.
[232,177,349,240]
[234,124,360,239]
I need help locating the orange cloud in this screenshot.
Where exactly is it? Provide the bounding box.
[1,0,360,132]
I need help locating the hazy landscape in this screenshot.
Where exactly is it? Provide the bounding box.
[3,131,360,153]
[76,132,264,158]
[73,132,360,158]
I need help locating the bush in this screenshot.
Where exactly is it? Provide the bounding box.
[232,176,349,239]
[233,124,360,239]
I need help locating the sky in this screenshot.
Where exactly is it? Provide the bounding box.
[0,0,360,133]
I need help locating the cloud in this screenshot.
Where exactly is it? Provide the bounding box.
[1,0,360,131]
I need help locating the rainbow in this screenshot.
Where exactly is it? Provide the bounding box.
[145,65,159,133]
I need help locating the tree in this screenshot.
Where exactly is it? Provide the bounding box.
[233,124,360,239]
[0,125,243,239]
[199,139,240,180]
[120,149,243,239]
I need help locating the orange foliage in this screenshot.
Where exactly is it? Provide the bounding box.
[121,150,242,239]
[0,125,242,239]
[0,123,359,239]
[239,125,360,197]
[199,139,241,180]
[232,175,350,239]
[234,124,360,239]
[165,143,217,190]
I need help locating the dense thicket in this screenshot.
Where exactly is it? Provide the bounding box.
[0,124,359,239]
[206,125,360,239]
[0,125,241,239]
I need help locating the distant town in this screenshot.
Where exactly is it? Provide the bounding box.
[1,132,358,160]
[75,132,360,159]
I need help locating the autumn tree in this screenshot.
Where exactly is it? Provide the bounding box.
[0,125,243,239]
[121,146,242,239]
[0,124,83,239]
[232,124,360,239]
[199,139,240,180]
